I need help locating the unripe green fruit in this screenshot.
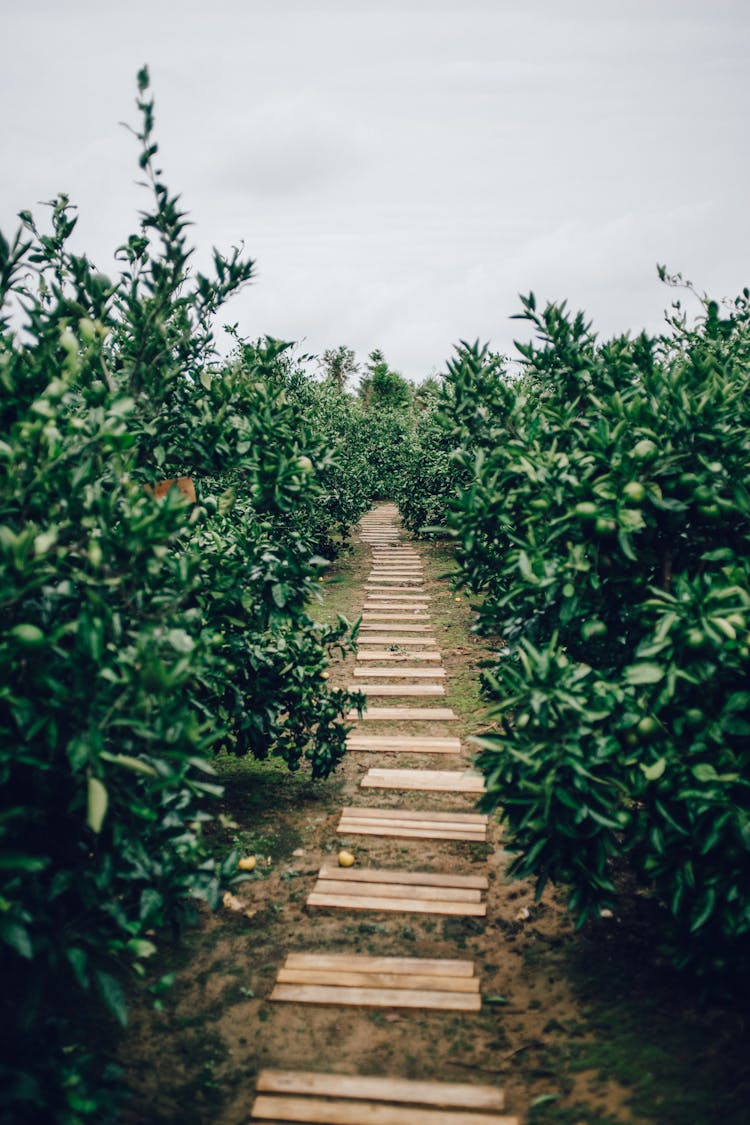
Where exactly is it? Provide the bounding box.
[637,716,659,739]
[685,629,706,650]
[685,708,704,727]
[11,624,45,647]
[574,502,597,519]
[297,455,314,474]
[595,517,616,535]
[78,317,97,343]
[632,439,657,461]
[623,481,646,503]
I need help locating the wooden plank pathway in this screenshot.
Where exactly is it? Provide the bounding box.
[257,504,517,1121]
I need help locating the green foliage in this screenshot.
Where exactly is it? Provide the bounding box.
[0,70,361,1121]
[442,287,750,975]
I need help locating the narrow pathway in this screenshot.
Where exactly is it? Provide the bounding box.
[251,504,520,1124]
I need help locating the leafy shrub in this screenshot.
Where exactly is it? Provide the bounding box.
[0,69,360,1121]
[443,286,750,974]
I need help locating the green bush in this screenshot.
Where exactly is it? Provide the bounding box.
[443,286,750,974]
[0,70,360,1121]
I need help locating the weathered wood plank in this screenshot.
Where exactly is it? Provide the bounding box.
[354,651,442,662]
[316,865,488,889]
[347,706,457,719]
[349,684,445,697]
[252,1095,516,1124]
[269,984,482,1011]
[254,1070,506,1112]
[353,667,445,678]
[362,768,485,792]
[355,637,438,647]
[361,624,433,633]
[361,613,431,620]
[336,824,486,842]
[346,734,460,750]
[307,893,487,916]
[341,806,486,823]
[284,953,475,975]
[314,879,482,903]
[277,967,481,990]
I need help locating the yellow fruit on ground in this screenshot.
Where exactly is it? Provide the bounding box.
[238,855,257,871]
[338,849,355,867]
[321,671,329,679]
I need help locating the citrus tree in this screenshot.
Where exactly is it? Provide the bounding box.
[441,288,750,975]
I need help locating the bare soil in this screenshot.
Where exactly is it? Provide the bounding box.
[116,510,750,1125]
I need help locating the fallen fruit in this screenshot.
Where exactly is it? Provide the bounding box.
[238,855,257,871]
[338,850,355,867]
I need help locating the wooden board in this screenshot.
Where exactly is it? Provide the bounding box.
[362,768,485,793]
[316,865,488,889]
[362,613,431,621]
[339,810,488,828]
[365,587,429,594]
[364,601,431,609]
[355,651,442,662]
[353,667,445,678]
[252,1095,515,1124]
[337,821,486,843]
[346,734,460,751]
[349,684,445,697]
[355,637,439,647]
[285,952,474,974]
[348,706,457,720]
[312,879,482,903]
[307,893,486,916]
[361,624,433,633]
[254,1070,506,1112]
[278,966,481,988]
[270,984,481,1012]
[251,1098,515,1124]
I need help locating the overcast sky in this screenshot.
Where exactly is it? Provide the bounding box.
[2,0,748,379]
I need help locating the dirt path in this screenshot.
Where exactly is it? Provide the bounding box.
[118,505,750,1125]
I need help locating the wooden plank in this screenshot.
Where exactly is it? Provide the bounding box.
[346,734,460,750]
[307,893,487,916]
[278,967,481,989]
[252,1095,515,1124]
[336,824,486,842]
[364,601,431,608]
[252,1095,514,1124]
[353,667,445,678]
[317,865,488,889]
[284,953,475,976]
[355,652,442,663]
[349,685,445,697]
[348,706,457,720]
[255,1071,506,1112]
[341,806,487,824]
[362,613,431,621]
[355,637,438,647]
[314,879,482,903]
[361,624,433,633]
[365,587,430,594]
[362,769,485,793]
[269,984,482,1012]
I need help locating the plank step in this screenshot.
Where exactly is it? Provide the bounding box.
[269,954,481,1013]
[337,806,487,842]
[362,768,485,793]
[356,637,439,647]
[361,623,432,633]
[253,1069,507,1113]
[355,651,442,662]
[349,684,446,697]
[348,707,457,720]
[352,667,445,677]
[346,735,461,752]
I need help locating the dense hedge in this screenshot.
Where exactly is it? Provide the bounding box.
[402,288,750,976]
[0,71,365,1121]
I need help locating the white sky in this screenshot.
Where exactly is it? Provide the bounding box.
[2,0,748,379]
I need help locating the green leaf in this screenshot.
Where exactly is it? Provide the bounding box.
[641,758,666,781]
[86,777,109,834]
[95,969,128,1027]
[624,663,664,685]
[0,920,33,959]
[692,763,718,783]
